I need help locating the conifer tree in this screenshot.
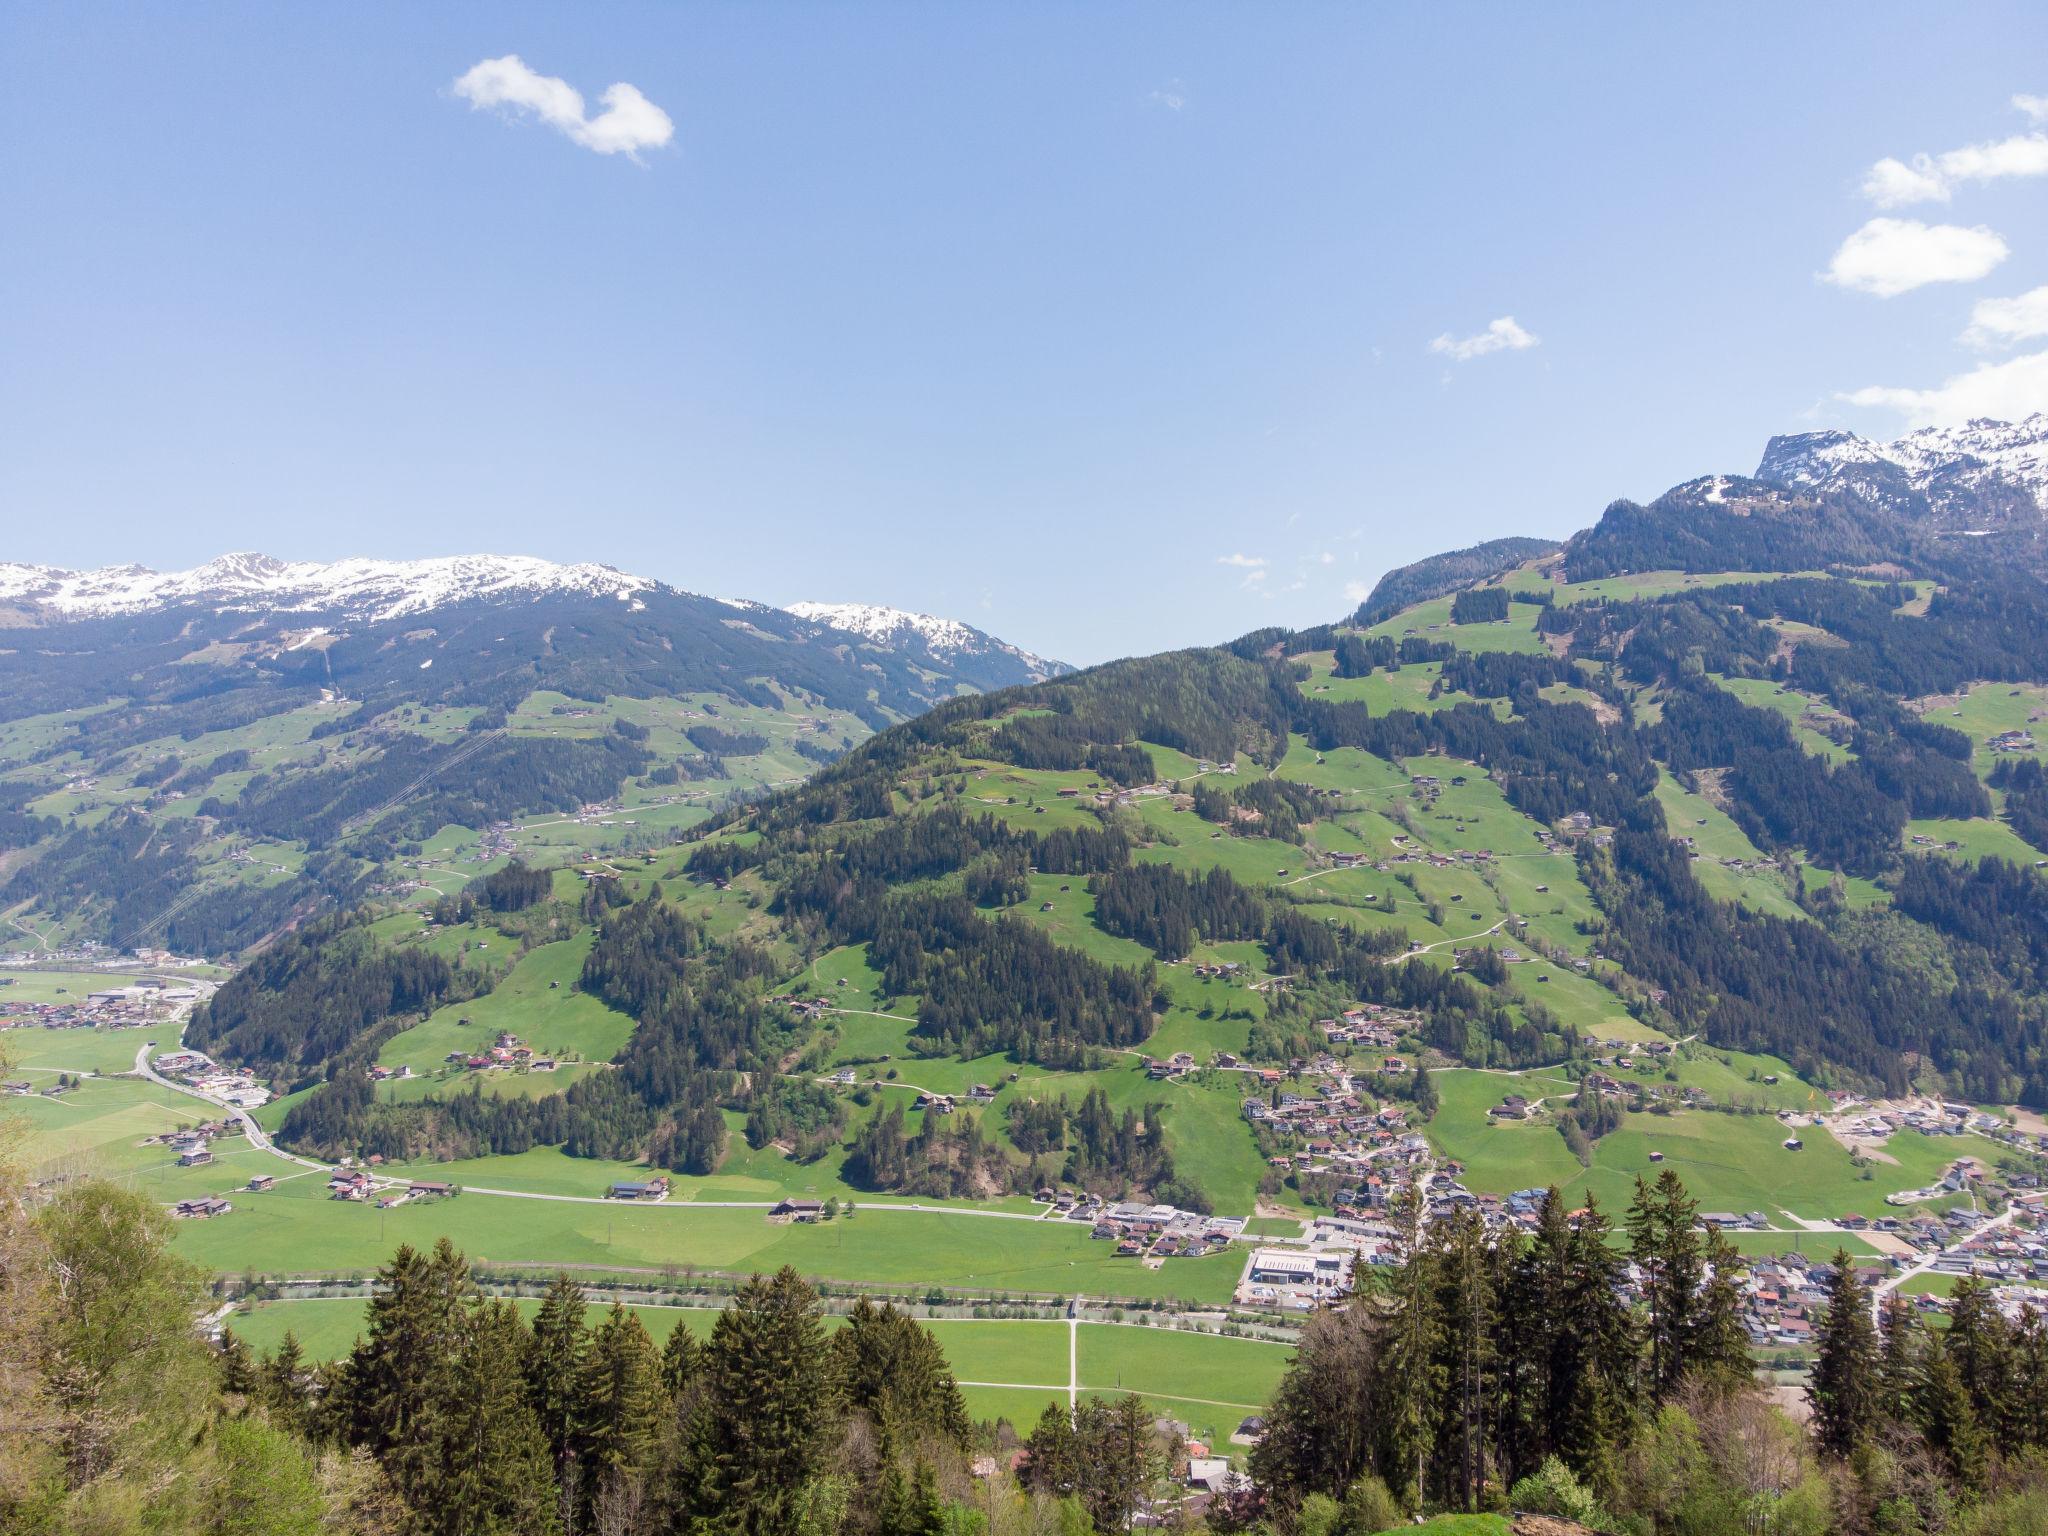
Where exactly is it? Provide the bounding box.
[525,1272,589,1477]
[1945,1276,2015,1453]
[1433,1208,1495,1510]
[342,1240,469,1499]
[1557,1194,1636,1488]
[1914,1328,1987,1488]
[1807,1251,1879,1458]
[574,1302,667,1507]
[1627,1172,1705,1399]
[261,1329,309,1438]
[1022,1401,1081,1500]
[1877,1291,1918,1410]
[435,1297,559,1536]
[1689,1226,1752,1388]
[831,1297,970,1448]
[1382,1186,1445,1508]
[660,1316,701,1404]
[217,1326,257,1400]
[680,1266,839,1535]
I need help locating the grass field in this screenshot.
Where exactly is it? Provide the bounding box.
[1423,1067,1959,1223]
[377,933,637,1080]
[0,1021,163,1074]
[168,1174,1248,1304]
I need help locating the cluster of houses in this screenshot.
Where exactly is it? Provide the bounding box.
[910,1084,1002,1114]
[1988,729,2038,754]
[154,1050,270,1110]
[155,1120,242,1166]
[1,974,204,1030]
[325,1167,456,1207]
[1318,1007,1405,1049]
[441,1031,556,1076]
[1240,1065,1430,1183]
[1043,1193,1247,1259]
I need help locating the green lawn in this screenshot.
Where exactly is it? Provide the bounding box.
[170,1176,1248,1304]
[0,1020,163,1073]
[377,933,636,1078]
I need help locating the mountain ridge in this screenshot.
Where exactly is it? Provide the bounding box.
[1757,412,2048,533]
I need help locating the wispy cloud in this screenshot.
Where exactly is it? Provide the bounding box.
[1861,98,2048,206]
[453,55,674,160]
[1964,285,2048,349]
[1215,553,1266,569]
[1343,579,1372,603]
[1429,316,1539,362]
[1822,217,2007,297]
[1149,79,1188,112]
[1842,347,2048,427]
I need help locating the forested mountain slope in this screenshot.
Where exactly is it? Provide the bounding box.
[0,555,1060,957]
[44,422,2048,1227]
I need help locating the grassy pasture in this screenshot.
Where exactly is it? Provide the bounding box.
[169,1174,1248,1304]
[376,933,637,1078]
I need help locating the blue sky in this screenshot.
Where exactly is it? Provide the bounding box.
[5,5,2048,664]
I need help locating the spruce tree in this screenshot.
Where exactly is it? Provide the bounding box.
[1022,1401,1081,1499]
[344,1240,468,1497]
[435,1296,559,1536]
[660,1315,701,1404]
[575,1302,667,1509]
[1945,1276,2015,1453]
[1627,1172,1704,1399]
[681,1266,839,1535]
[1914,1327,1987,1487]
[1807,1251,1879,1458]
[262,1329,309,1438]
[1433,1209,1495,1510]
[831,1297,970,1448]
[1557,1194,1635,1491]
[1382,1187,1444,1509]
[217,1325,257,1400]
[525,1272,589,1476]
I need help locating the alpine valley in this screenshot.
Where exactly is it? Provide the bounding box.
[13,416,2048,1474]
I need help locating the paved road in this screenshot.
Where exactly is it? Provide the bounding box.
[134,1036,331,1175]
[1870,1203,2016,1321]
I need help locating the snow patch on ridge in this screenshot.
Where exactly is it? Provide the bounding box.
[0,552,655,622]
[786,600,1066,680]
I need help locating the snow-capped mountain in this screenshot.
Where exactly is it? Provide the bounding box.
[1757,414,2048,531]
[0,552,653,623]
[786,600,1068,686]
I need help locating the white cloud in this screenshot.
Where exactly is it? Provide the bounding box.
[1149,80,1188,112]
[1841,347,2048,427]
[1822,218,2007,297]
[452,55,674,159]
[1316,551,1335,565]
[1964,285,2048,348]
[1343,580,1371,603]
[1861,157,1950,207]
[1861,96,2048,206]
[1428,316,1539,362]
[1215,553,1266,568]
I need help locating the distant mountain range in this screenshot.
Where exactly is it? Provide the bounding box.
[1758,412,2048,534]
[784,600,1066,684]
[0,551,1066,700]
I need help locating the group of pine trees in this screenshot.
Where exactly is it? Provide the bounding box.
[4,1168,1010,1536]
[1252,1172,1751,1523]
[1251,1172,2048,1534]
[1809,1256,2048,1530]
